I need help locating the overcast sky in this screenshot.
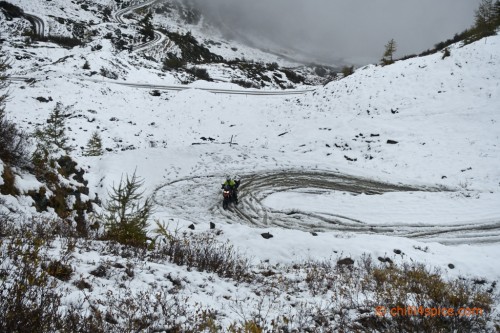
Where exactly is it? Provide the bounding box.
[186,0,481,65]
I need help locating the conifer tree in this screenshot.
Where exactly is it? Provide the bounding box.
[83,131,103,156]
[139,12,155,41]
[381,39,397,65]
[474,0,497,36]
[103,171,153,247]
[34,102,71,155]
[341,65,354,78]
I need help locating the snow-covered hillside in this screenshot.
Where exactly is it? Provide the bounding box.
[1,0,500,331]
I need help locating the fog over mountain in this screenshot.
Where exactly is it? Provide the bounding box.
[186,0,481,65]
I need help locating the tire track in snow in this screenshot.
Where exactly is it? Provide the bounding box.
[153,170,500,244]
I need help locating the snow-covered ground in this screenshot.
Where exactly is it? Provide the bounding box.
[1,0,500,330]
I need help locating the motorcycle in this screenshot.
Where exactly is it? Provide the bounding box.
[222,180,240,210]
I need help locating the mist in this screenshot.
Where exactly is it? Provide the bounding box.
[186,0,481,65]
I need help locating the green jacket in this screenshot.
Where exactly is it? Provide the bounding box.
[223,179,236,187]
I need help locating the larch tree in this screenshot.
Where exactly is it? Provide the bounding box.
[381,39,397,66]
[84,131,103,156]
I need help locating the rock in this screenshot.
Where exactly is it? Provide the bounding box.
[448,264,455,269]
[36,96,51,103]
[393,249,402,255]
[310,232,318,236]
[377,257,393,264]
[337,258,354,266]
[188,224,195,230]
[90,265,107,278]
[210,222,215,229]
[386,140,399,144]
[261,232,273,239]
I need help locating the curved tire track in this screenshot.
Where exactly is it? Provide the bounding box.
[153,170,500,244]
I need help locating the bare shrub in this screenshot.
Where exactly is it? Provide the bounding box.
[0,110,32,169]
[187,66,211,81]
[43,259,73,281]
[361,262,493,332]
[0,205,14,237]
[0,233,63,333]
[152,221,250,281]
[0,50,31,169]
[341,65,354,78]
[100,67,119,79]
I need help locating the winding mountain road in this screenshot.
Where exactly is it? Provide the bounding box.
[24,12,45,37]
[113,0,158,24]
[132,30,167,52]
[113,0,167,54]
[85,78,316,95]
[153,170,500,245]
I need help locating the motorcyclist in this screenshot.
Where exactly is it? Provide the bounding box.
[222,176,239,203]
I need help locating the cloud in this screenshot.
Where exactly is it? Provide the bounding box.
[186,0,481,65]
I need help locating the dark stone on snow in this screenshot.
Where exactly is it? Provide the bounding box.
[378,257,393,264]
[36,96,51,103]
[166,274,182,287]
[311,232,318,236]
[90,265,107,278]
[386,140,398,144]
[74,279,92,290]
[448,264,455,269]
[393,249,402,255]
[210,222,215,229]
[337,257,354,266]
[261,270,276,277]
[261,232,273,239]
[105,312,118,325]
[188,224,195,230]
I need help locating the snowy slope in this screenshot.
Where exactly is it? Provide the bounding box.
[1,0,500,330]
